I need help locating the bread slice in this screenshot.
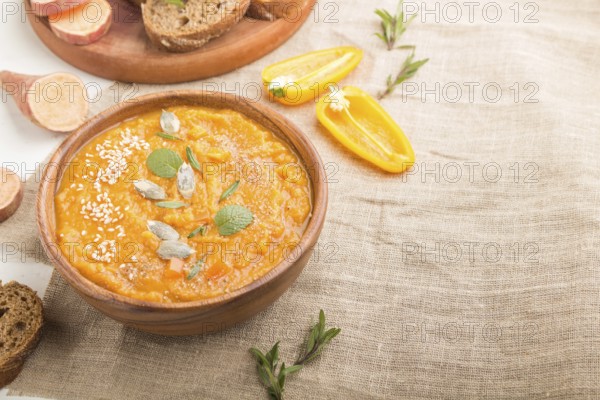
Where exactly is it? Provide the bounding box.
[0,282,43,388]
[0,169,23,223]
[246,0,306,21]
[0,363,23,388]
[142,0,250,52]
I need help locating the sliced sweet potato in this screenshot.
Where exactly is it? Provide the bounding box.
[49,0,112,45]
[0,71,88,133]
[164,258,184,279]
[247,0,306,21]
[30,0,90,17]
[0,169,24,222]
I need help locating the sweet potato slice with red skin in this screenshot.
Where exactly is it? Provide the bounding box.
[30,0,90,17]
[0,71,88,133]
[48,0,112,45]
[0,169,23,222]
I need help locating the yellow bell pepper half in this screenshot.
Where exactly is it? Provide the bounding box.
[316,86,416,173]
[262,47,363,106]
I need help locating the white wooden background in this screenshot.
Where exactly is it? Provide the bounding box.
[1,7,111,398]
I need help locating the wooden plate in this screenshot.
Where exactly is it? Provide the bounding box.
[26,0,317,84]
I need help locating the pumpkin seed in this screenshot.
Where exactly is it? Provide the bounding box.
[177,162,195,199]
[157,240,195,260]
[160,109,180,134]
[133,180,167,200]
[147,220,179,240]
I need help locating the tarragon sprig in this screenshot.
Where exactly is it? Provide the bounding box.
[294,309,342,365]
[249,343,303,400]
[379,51,429,100]
[164,0,185,7]
[250,310,341,400]
[375,0,417,50]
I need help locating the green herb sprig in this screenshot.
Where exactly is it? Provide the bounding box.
[164,0,185,8]
[294,310,342,366]
[186,146,202,171]
[375,0,416,51]
[156,201,188,209]
[374,1,429,100]
[186,256,206,280]
[249,343,302,400]
[219,180,240,203]
[156,132,181,141]
[379,50,429,100]
[250,310,341,400]
[188,224,208,239]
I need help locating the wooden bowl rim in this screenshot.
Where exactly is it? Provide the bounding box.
[37,90,328,311]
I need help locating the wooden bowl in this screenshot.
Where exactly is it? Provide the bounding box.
[37,91,327,336]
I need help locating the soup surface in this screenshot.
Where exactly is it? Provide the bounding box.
[55,106,312,302]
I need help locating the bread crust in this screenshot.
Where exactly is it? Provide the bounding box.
[0,281,44,388]
[0,362,23,388]
[142,0,251,52]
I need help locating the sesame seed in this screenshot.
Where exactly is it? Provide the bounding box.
[91,128,149,191]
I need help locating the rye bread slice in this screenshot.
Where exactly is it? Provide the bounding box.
[142,0,250,52]
[0,281,43,387]
[0,362,23,388]
[246,0,306,21]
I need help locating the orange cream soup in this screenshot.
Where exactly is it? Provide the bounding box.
[55,106,312,303]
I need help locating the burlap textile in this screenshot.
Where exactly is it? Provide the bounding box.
[4,0,600,398]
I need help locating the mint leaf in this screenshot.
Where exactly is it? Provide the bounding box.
[214,205,253,236]
[147,148,183,178]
